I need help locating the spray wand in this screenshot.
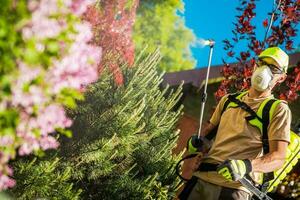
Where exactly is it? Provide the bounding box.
[197,40,215,138]
[187,40,215,153]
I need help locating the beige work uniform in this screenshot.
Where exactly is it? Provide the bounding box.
[194,92,291,194]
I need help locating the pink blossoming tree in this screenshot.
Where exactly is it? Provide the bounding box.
[0,0,101,190]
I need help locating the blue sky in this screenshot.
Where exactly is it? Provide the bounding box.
[182,0,300,68]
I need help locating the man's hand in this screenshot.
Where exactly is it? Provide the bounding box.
[187,135,203,154]
[217,159,252,181]
[192,153,203,171]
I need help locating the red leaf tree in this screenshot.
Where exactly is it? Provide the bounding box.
[84,0,139,85]
[216,0,300,102]
[216,1,300,198]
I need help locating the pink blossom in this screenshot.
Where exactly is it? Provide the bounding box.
[0,165,16,190]
[16,104,72,155]
[0,136,14,147]
[30,16,63,40]
[47,41,101,93]
[39,136,59,150]
[5,166,13,176]
[0,174,16,190]
[24,0,67,40]
[11,63,47,111]
[27,0,39,11]
[36,104,73,135]
[22,27,33,39]
[73,22,93,43]
[28,0,59,14]
[37,0,59,15]
[18,141,40,156]
[15,62,41,84]
[71,0,95,16]
[12,85,46,111]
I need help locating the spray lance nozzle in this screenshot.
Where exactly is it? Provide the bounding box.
[195,39,215,48]
[207,39,215,47]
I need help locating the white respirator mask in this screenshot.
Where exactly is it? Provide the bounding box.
[251,65,273,92]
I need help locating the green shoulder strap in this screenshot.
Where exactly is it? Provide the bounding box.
[260,98,282,191]
[261,99,282,154]
[221,91,248,114]
[206,91,247,140]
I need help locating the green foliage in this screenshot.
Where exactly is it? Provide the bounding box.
[9,156,82,200]
[0,2,28,156]
[64,51,184,199]
[0,192,11,200]
[133,0,196,72]
[57,88,85,109]
[0,0,28,75]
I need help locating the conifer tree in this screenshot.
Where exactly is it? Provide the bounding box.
[8,155,81,200]
[63,50,184,199]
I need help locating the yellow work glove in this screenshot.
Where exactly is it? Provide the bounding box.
[187,135,203,154]
[217,159,252,181]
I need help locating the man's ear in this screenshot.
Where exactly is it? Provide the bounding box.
[277,73,287,83]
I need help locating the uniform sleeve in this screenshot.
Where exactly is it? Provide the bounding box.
[268,101,291,142]
[209,94,230,126]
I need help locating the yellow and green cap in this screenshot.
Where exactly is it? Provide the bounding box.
[258,47,289,73]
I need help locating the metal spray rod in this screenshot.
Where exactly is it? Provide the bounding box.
[197,40,215,139]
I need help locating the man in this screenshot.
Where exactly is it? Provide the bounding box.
[186,47,291,200]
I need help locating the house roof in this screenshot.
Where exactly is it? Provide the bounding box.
[162,52,300,88]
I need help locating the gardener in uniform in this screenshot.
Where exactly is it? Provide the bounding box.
[186,47,291,200]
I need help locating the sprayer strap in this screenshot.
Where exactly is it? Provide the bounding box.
[261,99,278,191]
[198,162,218,171]
[175,154,197,181]
[227,95,263,123]
[222,93,240,114]
[205,92,246,140]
